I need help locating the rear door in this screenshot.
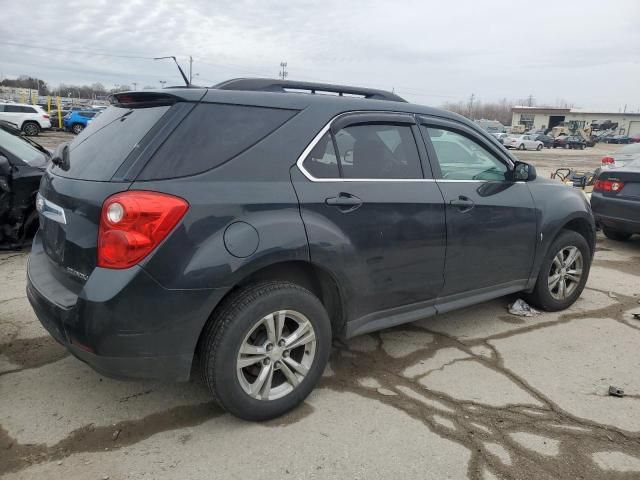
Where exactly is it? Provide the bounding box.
[418,116,537,297]
[291,112,446,325]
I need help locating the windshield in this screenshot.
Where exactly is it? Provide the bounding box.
[0,128,47,167]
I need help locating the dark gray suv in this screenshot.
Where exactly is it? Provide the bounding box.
[27,79,595,420]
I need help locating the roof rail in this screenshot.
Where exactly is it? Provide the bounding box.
[213,78,407,103]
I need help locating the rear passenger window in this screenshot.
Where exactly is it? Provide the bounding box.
[303,132,340,178]
[139,103,297,180]
[337,124,423,179]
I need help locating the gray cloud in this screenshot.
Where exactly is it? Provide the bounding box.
[0,0,638,110]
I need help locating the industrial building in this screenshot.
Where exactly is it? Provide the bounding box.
[511,106,640,136]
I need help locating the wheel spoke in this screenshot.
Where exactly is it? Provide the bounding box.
[285,321,315,350]
[237,354,267,369]
[283,356,309,376]
[548,273,561,290]
[564,247,579,268]
[275,310,286,342]
[553,254,563,270]
[250,363,273,398]
[279,361,300,387]
[558,278,566,299]
[240,343,267,356]
[566,273,581,283]
[263,313,277,344]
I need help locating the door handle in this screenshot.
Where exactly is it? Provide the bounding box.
[450,195,475,212]
[325,193,363,211]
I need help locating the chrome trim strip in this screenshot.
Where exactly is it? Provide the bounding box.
[36,193,67,225]
[295,111,518,183]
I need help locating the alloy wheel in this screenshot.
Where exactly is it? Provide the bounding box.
[236,310,316,401]
[548,246,583,300]
[23,123,38,136]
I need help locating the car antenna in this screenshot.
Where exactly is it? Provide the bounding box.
[153,56,190,86]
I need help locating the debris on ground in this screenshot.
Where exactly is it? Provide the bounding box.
[608,291,618,299]
[608,386,625,398]
[632,313,640,320]
[508,299,540,317]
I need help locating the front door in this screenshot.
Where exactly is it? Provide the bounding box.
[419,118,537,297]
[291,112,446,325]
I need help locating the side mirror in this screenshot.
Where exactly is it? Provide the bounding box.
[0,155,11,176]
[513,161,537,181]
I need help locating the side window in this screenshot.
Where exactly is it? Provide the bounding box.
[139,103,297,180]
[424,127,508,181]
[302,132,339,178]
[336,124,423,179]
[23,107,37,113]
[5,105,20,113]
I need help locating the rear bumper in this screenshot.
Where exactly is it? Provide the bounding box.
[591,193,640,233]
[26,232,227,381]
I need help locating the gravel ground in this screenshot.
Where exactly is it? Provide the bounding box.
[1,234,640,479]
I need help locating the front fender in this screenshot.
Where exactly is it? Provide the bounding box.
[526,179,595,289]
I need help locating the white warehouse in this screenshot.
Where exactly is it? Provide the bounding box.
[511,106,640,136]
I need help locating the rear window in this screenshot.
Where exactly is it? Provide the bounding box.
[137,103,297,180]
[51,105,170,180]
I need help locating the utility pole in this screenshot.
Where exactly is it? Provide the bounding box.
[189,56,193,84]
[279,62,288,80]
[132,82,138,91]
[526,94,534,107]
[159,80,167,89]
[468,93,475,119]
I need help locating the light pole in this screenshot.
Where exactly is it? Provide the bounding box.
[159,80,167,88]
[132,82,138,91]
[279,62,288,80]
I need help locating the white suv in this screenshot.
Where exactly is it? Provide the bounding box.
[0,103,51,136]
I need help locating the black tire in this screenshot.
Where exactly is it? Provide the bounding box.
[536,144,542,151]
[22,121,40,136]
[199,281,331,421]
[602,227,632,241]
[72,123,84,134]
[518,143,525,150]
[525,230,591,311]
[580,144,585,150]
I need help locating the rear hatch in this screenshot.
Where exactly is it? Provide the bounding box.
[36,92,200,288]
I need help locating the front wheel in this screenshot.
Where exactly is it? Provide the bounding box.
[525,230,591,311]
[518,144,525,150]
[602,227,632,241]
[536,144,542,151]
[200,281,331,421]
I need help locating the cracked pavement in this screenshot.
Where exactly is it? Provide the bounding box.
[1,233,640,479]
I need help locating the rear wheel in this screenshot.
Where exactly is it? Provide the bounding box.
[72,123,84,134]
[525,230,590,311]
[536,144,542,151]
[200,281,331,421]
[602,227,632,241]
[22,121,40,136]
[580,144,585,150]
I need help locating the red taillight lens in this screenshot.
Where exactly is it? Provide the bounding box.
[601,156,615,165]
[594,179,625,193]
[97,191,189,269]
[43,114,50,119]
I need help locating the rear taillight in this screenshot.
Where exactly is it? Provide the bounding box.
[43,114,50,119]
[601,156,615,165]
[594,179,625,193]
[97,191,189,269]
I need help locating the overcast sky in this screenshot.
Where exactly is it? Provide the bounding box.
[1,0,638,110]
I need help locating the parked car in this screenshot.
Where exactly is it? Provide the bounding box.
[606,135,632,144]
[27,79,595,421]
[630,135,640,143]
[531,134,554,148]
[600,143,640,169]
[591,158,640,241]
[63,110,99,134]
[0,103,51,136]
[491,132,508,144]
[504,134,544,150]
[0,120,49,247]
[553,135,586,149]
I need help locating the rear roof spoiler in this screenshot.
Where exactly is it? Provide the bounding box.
[213,78,407,103]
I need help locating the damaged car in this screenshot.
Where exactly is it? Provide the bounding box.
[0,120,50,248]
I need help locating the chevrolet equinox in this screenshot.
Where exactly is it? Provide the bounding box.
[27,79,595,420]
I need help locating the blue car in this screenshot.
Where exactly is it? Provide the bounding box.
[63,110,98,134]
